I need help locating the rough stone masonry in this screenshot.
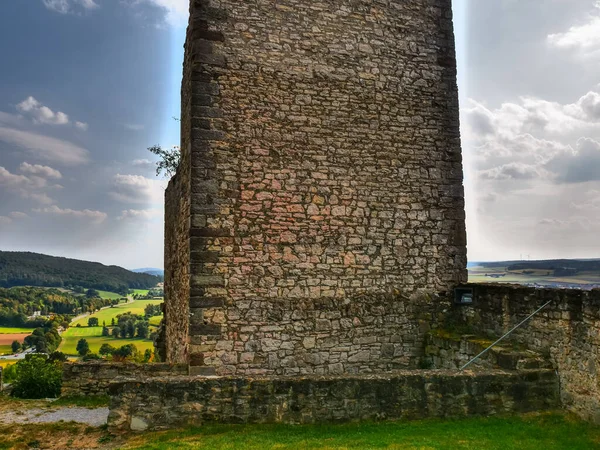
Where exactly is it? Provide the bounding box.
[164,0,468,375]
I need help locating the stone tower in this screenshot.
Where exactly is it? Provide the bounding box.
[164,0,467,375]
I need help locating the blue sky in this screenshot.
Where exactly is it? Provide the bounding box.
[0,0,186,268]
[1,0,600,268]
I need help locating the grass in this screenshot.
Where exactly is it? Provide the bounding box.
[71,299,163,327]
[0,327,34,334]
[126,412,600,450]
[0,410,597,449]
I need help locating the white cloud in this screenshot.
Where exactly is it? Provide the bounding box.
[118,209,163,220]
[548,3,600,57]
[109,174,166,204]
[33,205,107,223]
[140,0,188,26]
[9,212,29,220]
[17,97,69,126]
[0,163,65,206]
[19,162,62,179]
[546,137,600,183]
[75,121,89,131]
[42,0,99,14]
[0,126,90,166]
[478,162,548,181]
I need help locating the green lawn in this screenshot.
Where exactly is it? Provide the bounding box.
[71,299,163,327]
[119,413,600,450]
[0,327,34,334]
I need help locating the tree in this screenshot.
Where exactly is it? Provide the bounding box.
[99,343,116,356]
[111,318,115,326]
[88,317,99,327]
[148,144,180,177]
[10,354,62,399]
[112,344,138,361]
[143,349,153,363]
[102,326,110,336]
[86,289,99,298]
[11,340,21,353]
[76,338,90,356]
[136,321,149,339]
[126,321,135,338]
[112,326,121,338]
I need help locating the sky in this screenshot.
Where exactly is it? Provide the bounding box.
[0,1,599,268]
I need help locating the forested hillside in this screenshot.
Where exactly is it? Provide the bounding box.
[0,286,113,327]
[0,251,161,292]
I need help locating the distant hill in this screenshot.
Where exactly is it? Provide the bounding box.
[132,267,164,277]
[478,259,600,272]
[0,251,162,292]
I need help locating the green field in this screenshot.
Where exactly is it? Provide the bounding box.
[0,327,34,334]
[96,290,124,300]
[131,289,150,296]
[59,299,163,356]
[148,315,162,326]
[59,331,155,356]
[0,345,12,355]
[71,299,163,327]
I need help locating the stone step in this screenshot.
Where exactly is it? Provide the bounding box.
[424,331,554,371]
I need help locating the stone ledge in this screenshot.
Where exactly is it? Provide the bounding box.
[108,369,559,431]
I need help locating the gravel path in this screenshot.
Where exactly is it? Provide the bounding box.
[0,407,109,427]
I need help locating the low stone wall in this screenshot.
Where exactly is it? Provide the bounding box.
[108,370,559,431]
[451,284,600,423]
[62,362,188,397]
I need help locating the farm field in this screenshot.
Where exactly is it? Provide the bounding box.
[0,327,34,334]
[0,329,33,355]
[70,299,163,327]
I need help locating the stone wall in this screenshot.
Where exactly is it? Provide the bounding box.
[61,362,187,397]
[169,0,468,375]
[451,284,600,423]
[108,369,559,431]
